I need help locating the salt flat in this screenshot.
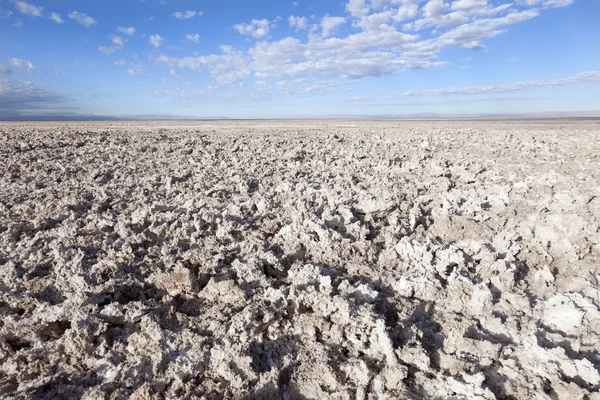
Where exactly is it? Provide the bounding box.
[0,120,599,399]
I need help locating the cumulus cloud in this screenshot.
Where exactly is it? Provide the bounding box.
[8,58,35,74]
[394,3,419,22]
[155,45,251,87]
[346,0,370,17]
[186,33,200,43]
[289,15,308,31]
[117,26,135,35]
[234,19,271,39]
[149,34,165,48]
[152,0,577,88]
[172,10,203,19]
[321,15,346,37]
[388,71,600,97]
[49,12,63,23]
[0,65,12,75]
[423,0,445,18]
[68,11,97,27]
[13,1,42,17]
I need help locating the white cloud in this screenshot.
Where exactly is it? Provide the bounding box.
[0,65,11,75]
[289,15,308,31]
[99,46,117,55]
[234,19,271,39]
[248,37,306,66]
[389,71,600,97]
[49,12,63,23]
[99,35,126,55]
[293,2,299,7]
[13,1,42,17]
[405,3,512,32]
[8,58,35,74]
[172,10,203,19]
[316,28,417,52]
[346,0,370,17]
[149,34,165,48]
[115,59,127,67]
[155,45,251,87]
[117,26,135,35]
[353,10,393,31]
[423,0,445,18]
[68,11,97,27]
[111,35,125,47]
[128,64,143,76]
[394,3,419,22]
[150,0,577,88]
[321,15,346,37]
[451,0,487,11]
[400,8,539,60]
[186,33,200,43]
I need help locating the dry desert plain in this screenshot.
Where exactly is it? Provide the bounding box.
[0,119,599,399]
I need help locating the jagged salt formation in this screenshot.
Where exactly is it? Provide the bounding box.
[0,120,599,399]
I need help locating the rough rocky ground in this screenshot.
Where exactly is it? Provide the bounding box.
[0,120,599,399]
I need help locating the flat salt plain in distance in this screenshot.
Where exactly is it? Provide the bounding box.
[0,118,599,399]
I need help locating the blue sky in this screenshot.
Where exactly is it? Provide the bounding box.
[0,0,598,118]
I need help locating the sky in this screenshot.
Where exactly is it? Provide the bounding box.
[0,0,598,119]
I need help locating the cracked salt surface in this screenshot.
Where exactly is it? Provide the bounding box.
[0,120,599,399]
